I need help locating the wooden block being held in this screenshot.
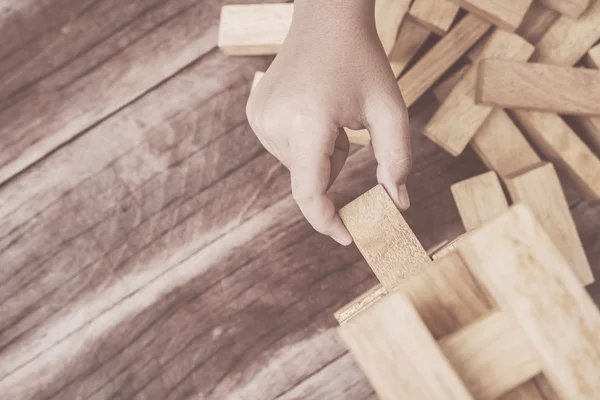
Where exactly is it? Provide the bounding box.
[447,0,533,31]
[389,20,431,77]
[477,60,600,116]
[538,0,590,19]
[408,0,460,35]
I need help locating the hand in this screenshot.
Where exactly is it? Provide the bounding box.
[246,0,411,246]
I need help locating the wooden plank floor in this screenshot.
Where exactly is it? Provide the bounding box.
[0,1,599,399]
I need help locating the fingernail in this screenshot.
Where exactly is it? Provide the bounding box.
[397,184,410,210]
[332,233,352,246]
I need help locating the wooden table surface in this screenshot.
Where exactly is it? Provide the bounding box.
[1,1,599,399]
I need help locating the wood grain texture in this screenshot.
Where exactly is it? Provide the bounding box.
[389,20,431,77]
[505,162,594,285]
[399,13,492,107]
[425,29,535,156]
[447,0,533,31]
[471,110,541,178]
[433,63,471,102]
[375,0,412,55]
[340,291,474,400]
[458,204,600,400]
[408,0,460,35]
[338,185,430,290]
[517,1,560,44]
[477,60,600,115]
[539,0,591,18]
[451,171,509,232]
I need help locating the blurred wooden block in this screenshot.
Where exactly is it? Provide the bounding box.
[433,63,470,102]
[448,0,533,31]
[458,204,600,400]
[344,129,371,146]
[512,110,600,200]
[251,71,264,91]
[338,185,430,290]
[425,30,534,156]
[477,60,600,115]
[335,284,387,324]
[451,171,509,232]
[538,0,590,18]
[399,14,492,107]
[408,0,460,35]
[534,0,600,66]
[375,0,412,55]
[430,232,472,260]
[505,162,594,285]
[389,20,431,77]
[586,43,600,68]
[471,110,541,178]
[517,2,559,44]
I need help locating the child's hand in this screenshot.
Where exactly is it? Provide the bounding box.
[246,0,411,246]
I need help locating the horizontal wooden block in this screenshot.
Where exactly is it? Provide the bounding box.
[399,14,492,107]
[586,44,600,68]
[538,0,590,18]
[471,110,541,178]
[389,20,431,77]
[339,185,430,290]
[517,1,559,45]
[375,0,412,55]
[425,29,535,156]
[433,63,471,102]
[408,0,460,35]
[448,0,533,31]
[505,162,594,285]
[344,128,371,146]
[451,171,509,232]
[477,60,600,115]
[458,204,600,400]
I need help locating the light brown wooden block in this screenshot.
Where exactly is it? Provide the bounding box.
[389,20,431,77]
[512,110,600,199]
[538,0,591,18]
[534,0,600,66]
[408,0,460,35]
[424,29,535,156]
[375,0,412,55]
[471,110,541,178]
[477,60,600,116]
[433,63,470,102]
[447,0,533,31]
[338,185,430,290]
[399,14,492,107]
[586,44,600,68]
[344,129,371,146]
[458,204,600,400]
[451,171,509,232]
[334,284,387,324]
[578,45,600,152]
[251,71,264,91]
[430,232,473,260]
[340,292,474,400]
[218,4,292,56]
[505,162,594,285]
[517,2,560,45]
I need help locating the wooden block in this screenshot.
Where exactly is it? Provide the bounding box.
[471,110,541,178]
[344,128,371,146]
[450,171,509,232]
[218,4,292,56]
[340,292,474,400]
[408,0,460,35]
[433,63,471,102]
[477,60,600,116]
[447,0,533,31]
[389,20,431,78]
[375,0,412,55]
[505,162,594,285]
[586,43,600,68]
[517,2,560,45]
[251,71,264,91]
[534,0,600,66]
[578,46,600,152]
[430,232,473,260]
[424,29,535,156]
[538,0,591,18]
[338,185,430,290]
[458,204,600,400]
[334,284,387,324]
[399,14,492,107]
[512,110,600,199]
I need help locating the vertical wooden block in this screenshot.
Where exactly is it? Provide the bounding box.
[344,128,371,146]
[538,0,591,19]
[399,14,492,107]
[340,292,474,400]
[578,45,600,153]
[433,63,471,102]
[424,29,534,156]
[408,0,460,35]
[471,110,541,179]
[517,2,559,45]
[388,20,431,77]
[458,204,600,400]
[505,162,594,285]
[375,0,412,55]
[338,185,430,290]
[450,171,509,232]
[448,0,533,31]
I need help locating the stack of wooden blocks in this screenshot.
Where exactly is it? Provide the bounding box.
[218,1,600,398]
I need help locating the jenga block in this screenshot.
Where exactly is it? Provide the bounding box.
[425,30,534,156]
[586,43,600,68]
[251,71,264,91]
[340,292,474,400]
[512,110,600,199]
[389,20,431,77]
[430,232,473,260]
[450,171,509,232]
[447,0,533,31]
[534,0,600,66]
[505,162,594,285]
[477,60,600,116]
[408,0,460,35]
[334,284,387,324]
[338,185,430,290]
[344,129,371,146]
[218,4,292,56]
[433,63,470,102]
[458,204,600,400]
[375,0,412,55]
[471,110,541,178]
[399,14,492,107]
[517,1,560,44]
[538,0,591,18]
[578,45,600,153]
